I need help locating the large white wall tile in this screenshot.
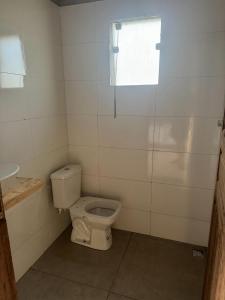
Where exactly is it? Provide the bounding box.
[81,175,100,196]
[25,41,64,80]
[100,177,151,211]
[99,147,152,181]
[35,187,60,228]
[156,77,225,118]
[105,0,139,20]
[22,2,61,46]
[116,86,155,116]
[97,43,110,82]
[12,228,51,281]
[28,80,66,118]
[12,212,69,281]
[161,32,225,77]
[0,120,33,164]
[98,82,114,115]
[164,0,225,34]
[114,208,150,235]
[65,81,98,115]
[31,116,67,156]
[151,213,210,246]
[63,44,99,81]
[63,43,109,82]
[99,116,154,150]
[153,151,218,188]
[61,3,98,45]
[6,192,40,253]
[154,117,221,154]
[0,89,29,122]
[67,115,98,146]
[152,183,214,221]
[69,146,98,176]
[35,147,68,184]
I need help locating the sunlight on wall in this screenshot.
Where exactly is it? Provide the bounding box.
[0,35,26,88]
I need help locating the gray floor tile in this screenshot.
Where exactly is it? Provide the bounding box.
[17,269,108,300]
[107,293,134,300]
[111,234,206,300]
[32,227,131,290]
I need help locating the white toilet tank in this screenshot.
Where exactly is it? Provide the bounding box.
[50,165,81,209]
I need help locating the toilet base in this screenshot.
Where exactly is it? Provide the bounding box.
[71,225,112,251]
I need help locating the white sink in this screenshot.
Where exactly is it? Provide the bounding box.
[0,163,20,182]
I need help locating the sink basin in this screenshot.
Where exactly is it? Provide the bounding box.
[0,164,20,182]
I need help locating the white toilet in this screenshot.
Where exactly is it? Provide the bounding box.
[50,165,121,250]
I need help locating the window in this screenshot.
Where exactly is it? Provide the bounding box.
[110,17,161,86]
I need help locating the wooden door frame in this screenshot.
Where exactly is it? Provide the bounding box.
[0,184,17,300]
[202,112,225,300]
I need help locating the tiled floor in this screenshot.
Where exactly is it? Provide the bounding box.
[17,227,206,300]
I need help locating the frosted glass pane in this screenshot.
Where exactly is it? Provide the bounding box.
[111,18,161,86]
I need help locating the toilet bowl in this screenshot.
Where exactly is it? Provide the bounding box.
[70,197,121,250]
[51,165,121,250]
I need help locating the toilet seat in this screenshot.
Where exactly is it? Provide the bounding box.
[70,196,121,226]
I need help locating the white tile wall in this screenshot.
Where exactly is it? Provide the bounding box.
[61,0,225,247]
[0,0,69,280]
[81,175,100,196]
[115,207,150,235]
[63,43,106,81]
[152,152,218,189]
[99,148,152,181]
[151,213,210,246]
[99,116,154,150]
[154,117,221,154]
[0,120,33,164]
[100,177,151,211]
[155,77,225,118]
[152,183,214,222]
[65,81,98,115]
[161,32,225,78]
[61,3,98,45]
[31,116,67,156]
[69,146,98,176]
[116,86,156,116]
[67,115,98,146]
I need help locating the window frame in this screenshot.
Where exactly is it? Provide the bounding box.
[109,16,161,87]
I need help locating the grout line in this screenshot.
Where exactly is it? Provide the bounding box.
[96,111,101,194]
[69,144,220,156]
[29,232,134,298]
[77,173,215,191]
[149,88,156,235]
[108,292,139,300]
[65,112,224,120]
[150,211,211,224]
[30,267,109,292]
[108,232,133,293]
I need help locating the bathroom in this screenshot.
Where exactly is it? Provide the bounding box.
[0,0,225,299]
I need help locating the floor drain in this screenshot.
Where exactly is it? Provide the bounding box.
[192,249,205,258]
